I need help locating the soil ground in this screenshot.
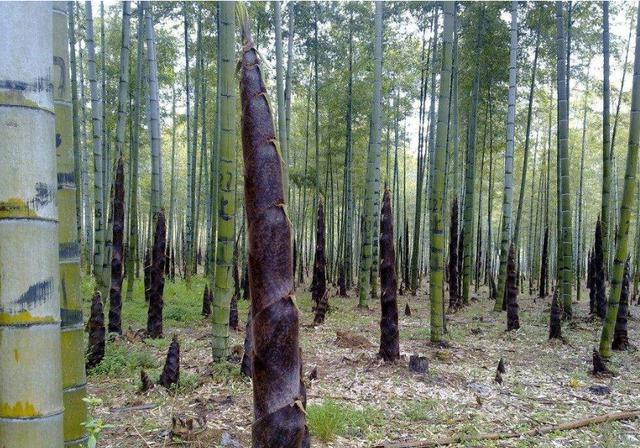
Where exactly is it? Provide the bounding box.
[83,277,640,447]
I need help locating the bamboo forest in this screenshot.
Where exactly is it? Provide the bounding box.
[2,0,640,447]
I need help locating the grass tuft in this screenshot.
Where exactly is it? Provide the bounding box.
[307,400,382,442]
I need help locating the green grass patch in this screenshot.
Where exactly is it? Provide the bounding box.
[307,400,382,442]
[401,327,430,340]
[210,360,244,384]
[403,398,439,421]
[174,372,200,393]
[87,340,158,377]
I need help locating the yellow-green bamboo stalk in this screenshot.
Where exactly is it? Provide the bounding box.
[53,3,87,446]
[429,1,455,343]
[211,1,237,361]
[358,1,384,308]
[599,6,640,359]
[145,3,162,216]
[0,3,64,445]
[84,1,106,299]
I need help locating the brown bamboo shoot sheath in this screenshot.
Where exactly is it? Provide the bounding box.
[239,13,308,447]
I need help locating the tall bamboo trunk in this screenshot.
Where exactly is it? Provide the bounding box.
[211,2,237,361]
[145,3,161,216]
[108,0,131,335]
[343,13,354,289]
[54,3,88,444]
[68,2,83,251]
[429,1,455,343]
[0,3,64,444]
[78,35,93,273]
[358,1,384,308]
[184,2,194,284]
[556,1,574,319]
[513,23,540,250]
[485,90,494,285]
[410,18,432,294]
[168,87,177,281]
[192,9,204,273]
[601,1,612,279]
[576,65,591,303]
[463,4,485,306]
[599,6,640,359]
[494,2,517,311]
[85,1,106,299]
[274,1,288,200]
[126,3,144,301]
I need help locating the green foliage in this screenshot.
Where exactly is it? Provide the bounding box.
[307,400,382,442]
[82,396,113,448]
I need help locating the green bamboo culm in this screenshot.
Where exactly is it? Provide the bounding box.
[145,2,162,216]
[274,0,288,202]
[462,4,485,306]
[211,0,237,361]
[555,0,574,319]
[55,3,89,445]
[126,2,144,301]
[0,3,65,445]
[85,0,107,299]
[599,5,640,359]
[68,1,83,247]
[358,1,384,308]
[429,0,455,343]
[601,1,612,279]
[494,1,518,311]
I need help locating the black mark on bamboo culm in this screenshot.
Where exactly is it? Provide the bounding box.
[61,276,68,307]
[53,55,66,96]
[61,308,83,327]
[59,242,80,259]
[0,77,53,93]
[27,182,55,210]
[11,278,53,309]
[57,172,76,189]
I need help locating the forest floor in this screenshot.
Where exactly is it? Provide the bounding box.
[82,276,640,447]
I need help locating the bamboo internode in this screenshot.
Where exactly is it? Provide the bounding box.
[0,3,64,445]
